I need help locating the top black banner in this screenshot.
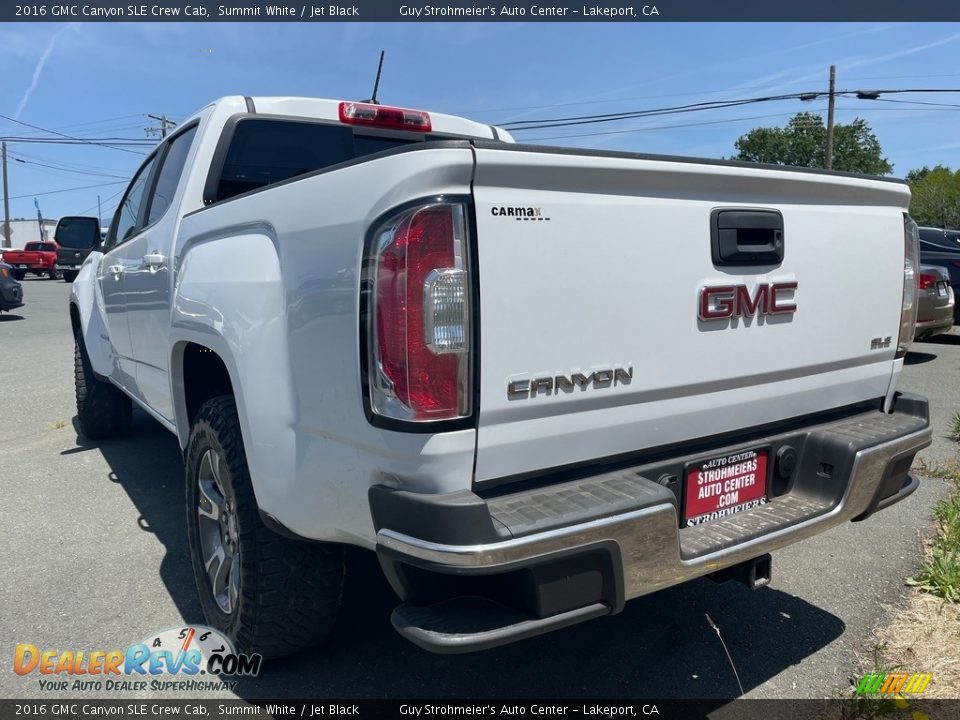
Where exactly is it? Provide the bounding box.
[5,0,960,22]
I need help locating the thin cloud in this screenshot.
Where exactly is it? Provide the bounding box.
[15,24,76,119]
[752,30,960,91]
[899,141,960,154]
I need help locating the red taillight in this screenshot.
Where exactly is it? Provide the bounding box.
[918,272,938,290]
[897,216,920,359]
[339,101,432,133]
[368,203,470,422]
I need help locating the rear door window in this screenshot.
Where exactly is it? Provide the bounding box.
[108,155,157,248]
[147,125,198,225]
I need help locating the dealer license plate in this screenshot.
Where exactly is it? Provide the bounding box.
[683,448,768,527]
[937,282,948,298]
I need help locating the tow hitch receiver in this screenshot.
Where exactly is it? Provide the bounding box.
[709,554,772,590]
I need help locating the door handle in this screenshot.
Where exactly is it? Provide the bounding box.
[711,208,785,267]
[107,264,124,277]
[143,252,166,269]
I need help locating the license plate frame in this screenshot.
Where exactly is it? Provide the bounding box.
[937,282,948,298]
[683,447,769,527]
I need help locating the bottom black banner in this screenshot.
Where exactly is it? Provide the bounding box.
[1,699,959,720]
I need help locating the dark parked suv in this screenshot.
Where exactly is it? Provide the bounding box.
[0,262,24,312]
[918,227,960,322]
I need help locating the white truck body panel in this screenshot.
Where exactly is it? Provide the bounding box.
[470,147,910,481]
[169,146,478,544]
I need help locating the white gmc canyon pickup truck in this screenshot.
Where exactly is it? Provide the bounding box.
[67,95,932,657]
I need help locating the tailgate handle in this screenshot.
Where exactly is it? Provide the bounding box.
[711,208,784,267]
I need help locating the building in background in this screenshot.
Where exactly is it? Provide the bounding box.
[1,218,59,249]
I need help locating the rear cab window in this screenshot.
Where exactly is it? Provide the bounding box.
[204,117,453,205]
[25,243,56,252]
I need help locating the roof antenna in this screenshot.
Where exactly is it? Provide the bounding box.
[365,50,385,104]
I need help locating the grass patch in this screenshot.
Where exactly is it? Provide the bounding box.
[51,420,66,430]
[914,456,960,482]
[861,592,960,700]
[906,478,960,602]
[838,432,960,708]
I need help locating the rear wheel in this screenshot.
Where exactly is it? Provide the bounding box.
[12,270,24,281]
[74,333,132,439]
[185,396,345,659]
[48,269,62,280]
[62,271,77,283]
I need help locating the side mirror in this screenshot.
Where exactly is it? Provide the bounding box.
[55,216,102,250]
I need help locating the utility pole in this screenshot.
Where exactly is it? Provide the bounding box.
[1,142,10,249]
[825,64,836,170]
[97,195,102,224]
[145,114,175,139]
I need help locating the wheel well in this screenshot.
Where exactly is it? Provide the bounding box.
[181,343,233,426]
[69,303,81,336]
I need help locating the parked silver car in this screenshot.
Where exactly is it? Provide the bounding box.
[915,264,955,340]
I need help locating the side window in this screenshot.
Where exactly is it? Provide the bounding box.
[108,155,157,249]
[147,126,198,225]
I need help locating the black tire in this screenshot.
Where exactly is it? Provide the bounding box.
[74,333,132,439]
[62,271,78,283]
[185,396,345,659]
[12,270,24,281]
[49,269,62,280]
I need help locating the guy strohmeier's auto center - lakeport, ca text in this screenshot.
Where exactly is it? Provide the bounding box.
[14,3,657,18]
[397,5,658,18]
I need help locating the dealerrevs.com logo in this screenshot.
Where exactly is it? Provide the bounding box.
[14,626,261,692]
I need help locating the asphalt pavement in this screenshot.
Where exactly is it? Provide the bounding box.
[0,278,956,701]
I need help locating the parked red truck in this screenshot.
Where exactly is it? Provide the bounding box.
[1,241,62,280]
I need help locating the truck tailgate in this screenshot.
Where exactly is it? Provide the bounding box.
[471,145,910,484]
[5,252,42,264]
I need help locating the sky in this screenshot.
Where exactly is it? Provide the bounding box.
[1,21,959,227]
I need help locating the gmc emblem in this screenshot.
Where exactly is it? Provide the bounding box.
[699,282,797,321]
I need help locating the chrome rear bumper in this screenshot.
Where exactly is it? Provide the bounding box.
[374,394,931,652]
[378,424,929,602]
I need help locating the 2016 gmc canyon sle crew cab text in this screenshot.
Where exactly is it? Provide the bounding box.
[67,95,932,657]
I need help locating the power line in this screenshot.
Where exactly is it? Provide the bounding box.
[501,87,960,132]
[522,101,951,142]
[145,114,177,139]
[9,153,129,179]
[6,180,125,201]
[501,92,815,130]
[0,112,151,154]
[76,187,124,217]
[0,113,146,136]
[8,148,132,174]
[0,136,153,143]
[0,137,152,151]
[523,108,830,142]
[872,97,960,109]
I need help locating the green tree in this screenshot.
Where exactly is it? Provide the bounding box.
[906,165,960,228]
[733,112,893,175]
